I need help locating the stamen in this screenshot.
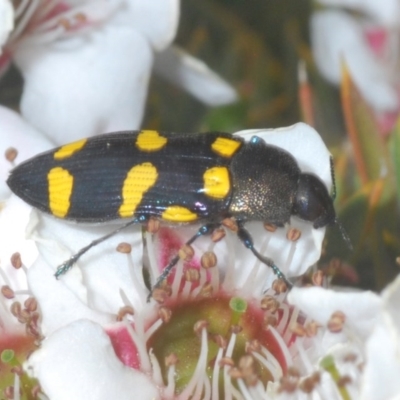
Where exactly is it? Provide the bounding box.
[14,0,31,19]
[158,306,172,323]
[32,0,60,23]
[251,351,281,381]
[144,318,163,342]
[178,327,208,399]
[222,332,238,400]
[13,367,20,400]
[1,285,15,299]
[261,345,283,378]
[284,240,297,274]
[116,305,134,322]
[9,0,41,42]
[123,248,148,302]
[221,230,236,290]
[165,362,176,399]
[181,280,193,299]
[275,302,290,333]
[268,326,293,369]
[283,305,300,343]
[148,349,163,386]
[212,347,224,399]
[123,320,151,372]
[293,337,313,373]
[145,231,159,283]
[11,290,31,296]
[170,259,184,300]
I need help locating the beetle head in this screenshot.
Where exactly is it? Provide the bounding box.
[293,173,336,229]
[293,172,353,251]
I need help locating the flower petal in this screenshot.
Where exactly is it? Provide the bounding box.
[154,46,238,106]
[311,10,399,112]
[112,0,180,51]
[316,0,400,26]
[14,25,153,144]
[288,286,381,339]
[29,214,147,334]
[0,106,53,198]
[25,319,159,400]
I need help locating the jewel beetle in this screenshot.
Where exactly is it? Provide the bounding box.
[6,129,346,294]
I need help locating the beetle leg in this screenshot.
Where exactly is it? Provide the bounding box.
[236,223,293,289]
[148,222,220,301]
[54,216,147,278]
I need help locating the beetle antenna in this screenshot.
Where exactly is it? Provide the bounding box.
[330,156,337,201]
[335,218,353,251]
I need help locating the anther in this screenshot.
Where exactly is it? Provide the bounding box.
[178,244,195,261]
[201,251,217,269]
[286,228,301,242]
[116,242,132,254]
[263,223,277,232]
[116,306,134,321]
[5,147,17,163]
[10,252,22,269]
[211,228,226,242]
[158,306,172,323]
[1,285,15,299]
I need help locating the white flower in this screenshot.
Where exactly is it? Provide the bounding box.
[0,121,334,399]
[3,117,399,398]
[311,2,400,133]
[2,0,237,145]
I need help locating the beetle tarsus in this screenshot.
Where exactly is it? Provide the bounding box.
[55,258,76,278]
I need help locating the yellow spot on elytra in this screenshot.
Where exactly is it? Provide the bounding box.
[203,167,230,199]
[211,137,241,158]
[136,130,167,152]
[54,139,87,160]
[119,163,158,218]
[48,167,73,218]
[162,206,198,222]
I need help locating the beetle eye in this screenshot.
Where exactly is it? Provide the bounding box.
[293,173,335,228]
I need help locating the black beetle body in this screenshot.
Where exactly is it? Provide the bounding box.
[6,130,337,290]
